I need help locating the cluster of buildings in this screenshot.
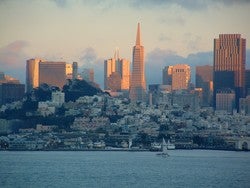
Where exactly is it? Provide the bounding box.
[1,93,250,151]
[0,23,250,150]
[1,24,249,115]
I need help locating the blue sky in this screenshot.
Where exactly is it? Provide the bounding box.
[0,0,250,88]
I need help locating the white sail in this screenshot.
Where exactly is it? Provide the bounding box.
[162,138,168,154]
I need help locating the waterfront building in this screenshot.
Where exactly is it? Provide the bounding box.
[196,65,213,107]
[26,58,42,92]
[129,23,146,102]
[39,61,66,88]
[213,34,246,110]
[172,64,191,91]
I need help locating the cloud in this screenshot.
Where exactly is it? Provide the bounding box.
[51,0,69,8]
[79,47,104,88]
[145,48,213,85]
[130,0,250,11]
[158,34,172,42]
[80,47,98,65]
[158,16,186,26]
[182,33,203,52]
[0,40,29,83]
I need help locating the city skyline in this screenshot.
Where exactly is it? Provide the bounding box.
[0,0,250,88]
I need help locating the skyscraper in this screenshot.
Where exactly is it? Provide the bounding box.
[26,58,42,92]
[0,73,24,106]
[39,61,66,88]
[117,58,130,90]
[172,64,190,91]
[72,62,78,80]
[213,34,246,110]
[104,49,130,92]
[104,58,116,90]
[196,65,213,106]
[245,70,250,96]
[129,23,146,102]
[162,66,173,85]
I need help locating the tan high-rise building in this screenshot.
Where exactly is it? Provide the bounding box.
[26,58,42,92]
[104,58,116,90]
[104,49,130,91]
[172,64,190,91]
[213,34,246,109]
[129,23,146,102]
[117,58,130,90]
[39,61,66,88]
[66,63,73,79]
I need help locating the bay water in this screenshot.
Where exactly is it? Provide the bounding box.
[0,150,249,188]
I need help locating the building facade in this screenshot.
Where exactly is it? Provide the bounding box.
[104,58,116,90]
[172,64,191,91]
[0,83,25,106]
[129,23,146,102]
[162,66,173,85]
[245,70,250,96]
[216,89,235,114]
[196,65,213,107]
[213,34,246,110]
[39,61,66,88]
[117,58,130,90]
[104,50,130,92]
[26,58,42,92]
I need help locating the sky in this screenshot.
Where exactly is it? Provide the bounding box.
[0,0,250,88]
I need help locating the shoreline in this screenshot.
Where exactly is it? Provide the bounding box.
[1,148,249,152]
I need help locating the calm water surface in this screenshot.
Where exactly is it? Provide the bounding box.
[0,150,250,188]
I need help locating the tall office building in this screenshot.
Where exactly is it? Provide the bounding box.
[216,89,235,114]
[245,70,250,96]
[104,50,130,91]
[162,66,173,85]
[196,65,213,106]
[172,64,191,91]
[39,61,66,88]
[0,73,24,106]
[72,62,78,80]
[26,58,42,92]
[213,34,246,110]
[117,58,130,90]
[129,23,146,102]
[104,58,116,90]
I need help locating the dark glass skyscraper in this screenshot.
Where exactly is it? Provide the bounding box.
[213,34,246,110]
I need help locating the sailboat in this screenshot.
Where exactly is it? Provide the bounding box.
[156,138,169,157]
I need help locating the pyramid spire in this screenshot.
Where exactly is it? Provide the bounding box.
[136,23,141,46]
